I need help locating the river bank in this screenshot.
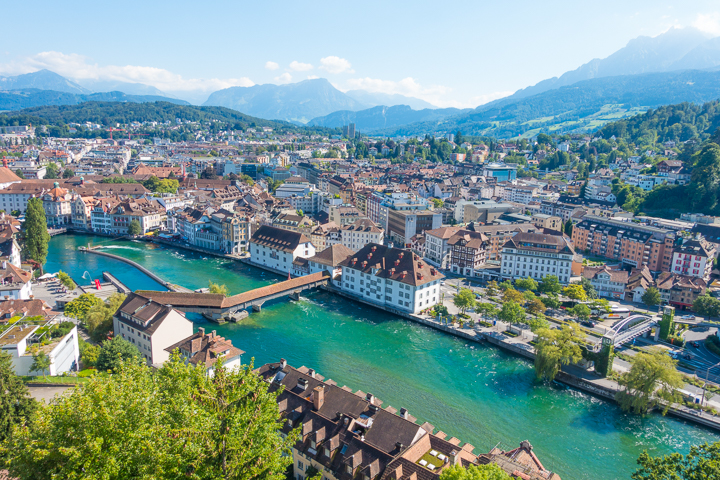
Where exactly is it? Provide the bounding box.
[45,233,720,480]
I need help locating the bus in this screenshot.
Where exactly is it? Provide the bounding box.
[600,305,631,320]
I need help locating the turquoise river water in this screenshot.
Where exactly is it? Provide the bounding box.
[46,234,720,480]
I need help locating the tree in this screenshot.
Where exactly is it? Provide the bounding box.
[486,281,499,296]
[616,348,683,415]
[0,352,36,442]
[502,287,524,304]
[431,198,444,209]
[528,314,550,333]
[534,324,586,380]
[30,351,51,376]
[200,166,218,179]
[439,463,511,480]
[570,304,591,322]
[563,284,588,302]
[641,287,661,308]
[56,270,76,290]
[579,277,597,299]
[453,288,475,315]
[515,277,538,291]
[632,442,720,480]
[128,219,142,236]
[527,296,546,315]
[23,197,50,266]
[543,294,561,310]
[14,169,25,179]
[538,275,562,295]
[44,162,60,179]
[563,219,573,236]
[64,293,103,319]
[84,293,126,342]
[62,168,75,178]
[693,294,720,317]
[80,343,100,368]
[1,355,297,480]
[475,302,499,322]
[95,337,142,372]
[498,301,526,325]
[209,281,229,296]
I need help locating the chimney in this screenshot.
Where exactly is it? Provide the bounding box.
[211,330,217,339]
[297,378,308,391]
[399,408,409,419]
[280,358,287,368]
[450,450,460,466]
[366,392,375,404]
[313,386,325,410]
[394,465,403,479]
[308,368,316,378]
[395,442,404,451]
[198,327,205,336]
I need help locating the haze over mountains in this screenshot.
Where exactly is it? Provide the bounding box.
[5,27,720,137]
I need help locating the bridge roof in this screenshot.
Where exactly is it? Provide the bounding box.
[136,271,331,309]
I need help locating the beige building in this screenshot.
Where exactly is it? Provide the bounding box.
[531,213,562,231]
[113,293,194,365]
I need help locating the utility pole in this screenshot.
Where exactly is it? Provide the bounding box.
[701,361,720,408]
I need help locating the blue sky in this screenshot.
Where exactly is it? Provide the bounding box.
[1,0,719,106]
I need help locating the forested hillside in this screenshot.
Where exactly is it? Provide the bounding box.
[0,102,336,138]
[597,101,720,146]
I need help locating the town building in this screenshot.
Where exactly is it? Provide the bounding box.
[0,263,33,300]
[338,244,444,314]
[423,226,463,268]
[670,238,716,281]
[113,293,194,365]
[447,231,489,278]
[655,273,707,310]
[581,265,629,299]
[0,323,79,376]
[341,219,385,252]
[250,225,316,275]
[165,327,244,375]
[387,209,441,247]
[500,232,575,284]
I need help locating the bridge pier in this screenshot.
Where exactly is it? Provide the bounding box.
[252,303,263,312]
[289,291,300,301]
[654,327,660,341]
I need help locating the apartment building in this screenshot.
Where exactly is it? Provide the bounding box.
[341,219,384,252]
[387,209,441,247]
[423,226,463,268]
[310,222,342,251]
[164,327,244,375]
[571,215,675,273]
[113,293,194,365]
[581,265,629,299]
[655,273,707,310]
[250,225,315,275]
[500,232,575,284]
[670,238,716,281]
[447,231,489,278]
[500,184,538,204]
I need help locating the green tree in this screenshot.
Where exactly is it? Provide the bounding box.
[570,303,591,322]
[209,281,229,296]
[14,169,25,179]
[64,293,103,319]
[534,324,586,380]
[515,277,538,291]
[62,168,75,178]
[56,270,76,290]
[563,219,573,236]
[23,197,50,266]
[693,294,720,317]
[84,293,126,342]
[632,442,720,480]
[543,294,561,310]
[578,277,598,299]
[128,219,142,236]
[616,348,683,415]
[563,284,588,302]
[453,288,475,315]
[0,352,36,442]
[439,463,511,480]
[1,355,297,480]
[538,275,562,295]
[239,174,254,186]
[80,343,100,368]
[431,198,444,209]
[30,351,51,376]
[44,162,60,179]
[475,302,499,322]
[95,336,142,372]
[498,301,525,325]
[502,287,524,304]
[641,287,662,308]
[527,296,546,316]
[528,314,550,333]
[688,143,720,212]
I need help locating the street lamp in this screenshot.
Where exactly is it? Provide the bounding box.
[701,361,720,407]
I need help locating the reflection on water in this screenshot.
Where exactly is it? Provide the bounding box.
[46,234,720,480]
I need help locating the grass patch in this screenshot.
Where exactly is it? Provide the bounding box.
[22,375,91,385]
[417,451,446,469]
[504,330,520,338]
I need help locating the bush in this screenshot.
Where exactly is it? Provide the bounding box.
[706,335,720,356]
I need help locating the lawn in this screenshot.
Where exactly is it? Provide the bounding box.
[22,375,92,385]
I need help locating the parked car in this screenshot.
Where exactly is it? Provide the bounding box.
[690,341,700,348]
[680,315,696,321]
[581,321,596,328]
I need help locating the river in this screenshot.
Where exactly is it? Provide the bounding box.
[46,234,720,480]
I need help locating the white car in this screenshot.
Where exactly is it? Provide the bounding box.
[440,281,446,286]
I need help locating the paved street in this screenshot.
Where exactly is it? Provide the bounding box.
[27,385,73,403]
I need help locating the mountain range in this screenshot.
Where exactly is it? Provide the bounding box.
[307,105,470,131]
[0,89,188,111]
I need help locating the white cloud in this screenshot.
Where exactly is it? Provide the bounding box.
[265,61,279,70]
[289,61,313,72]
[694,13,720,36]
[0,51,253,92]
[319,56,354,74]
[307,75,319,80]
[275,72,292,84]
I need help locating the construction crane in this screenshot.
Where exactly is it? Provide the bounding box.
[106,128,125,140]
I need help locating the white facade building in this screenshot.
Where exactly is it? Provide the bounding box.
[249,225,316,275]
[500,232,575,284]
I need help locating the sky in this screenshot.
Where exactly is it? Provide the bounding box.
[1,0,720,107]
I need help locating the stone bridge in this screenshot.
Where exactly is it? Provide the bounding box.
[136,271,331,322]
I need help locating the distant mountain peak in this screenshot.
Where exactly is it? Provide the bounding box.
[0,69,90,95]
